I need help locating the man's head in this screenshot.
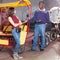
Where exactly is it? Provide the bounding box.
[39,1,45,10]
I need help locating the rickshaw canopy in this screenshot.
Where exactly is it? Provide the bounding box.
[0,0,31,8]
[0,0,32,45]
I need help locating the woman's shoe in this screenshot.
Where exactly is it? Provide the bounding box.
[17,54,23,59]
[13,53,18,60]
[13,53,23,60]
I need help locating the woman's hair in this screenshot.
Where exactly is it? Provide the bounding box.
[7,7,14,17]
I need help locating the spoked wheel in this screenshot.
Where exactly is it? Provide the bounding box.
[45,35,50,47]
[0,47,3,51]
[38,35,50,48]
[19,45,25,54]
[0,48,2,51]
[50,32,57,41]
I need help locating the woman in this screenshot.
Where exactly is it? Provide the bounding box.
[7,7,23,60]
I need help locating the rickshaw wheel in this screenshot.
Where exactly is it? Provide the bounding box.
[19,45,25,54]
[38,35,50,48]
[45,35,50,47]
[50,32,57,41]
[0,47,3,51]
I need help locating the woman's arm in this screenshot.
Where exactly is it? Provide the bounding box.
[17,16,28,25]
[16,16,22,25]
[8,17,21,27]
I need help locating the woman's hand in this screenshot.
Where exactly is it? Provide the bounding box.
[19,22,22,25]
[19,20,28,26]
[21,20,28,25]
[24,20,28,23]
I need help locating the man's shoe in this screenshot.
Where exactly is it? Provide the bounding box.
[31,48,36,51]
[40,49,44,51]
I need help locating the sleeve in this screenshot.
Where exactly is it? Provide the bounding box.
[28,11,37,23]
[45,12,50,23]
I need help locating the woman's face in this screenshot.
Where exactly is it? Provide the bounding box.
[11,10,16,15]
[14,10,16,14]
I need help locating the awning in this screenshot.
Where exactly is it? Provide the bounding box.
[0,0,31,8]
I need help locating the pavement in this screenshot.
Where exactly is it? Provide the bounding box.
[0,38,60,60]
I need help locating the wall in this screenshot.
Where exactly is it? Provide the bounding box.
[44,0,60,10]
[0,0,2,3]
[2,0,43,20]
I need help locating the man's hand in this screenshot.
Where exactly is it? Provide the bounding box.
[45,23,47,25]
[36,20,41,23]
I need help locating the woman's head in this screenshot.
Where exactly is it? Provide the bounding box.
[7,7,15,17]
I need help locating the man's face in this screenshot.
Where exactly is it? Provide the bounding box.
[39,3,45,9]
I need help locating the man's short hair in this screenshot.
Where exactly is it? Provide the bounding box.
[39,1,45,5]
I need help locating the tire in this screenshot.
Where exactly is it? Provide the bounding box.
[0,47,3,51]
[45,35,50,47]
[38,35,50,48]
[19,45,25,54]
[50,32,57,41]
[0,48,2,51]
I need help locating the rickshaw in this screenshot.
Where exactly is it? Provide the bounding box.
[0,0,32,53]
[49,7,60,41]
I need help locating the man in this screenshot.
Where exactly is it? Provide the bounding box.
[29,1,50,51]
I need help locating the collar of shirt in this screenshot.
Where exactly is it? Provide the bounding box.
[39,8,46,11]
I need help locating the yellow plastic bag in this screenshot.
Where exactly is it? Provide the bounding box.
[20,25,27,45]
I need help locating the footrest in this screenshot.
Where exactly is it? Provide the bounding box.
[0,39,9,45]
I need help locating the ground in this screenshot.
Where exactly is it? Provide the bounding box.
[0,38,60,60]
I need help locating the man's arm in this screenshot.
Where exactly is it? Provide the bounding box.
[45,12,50,23]
[28,11,37,23]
